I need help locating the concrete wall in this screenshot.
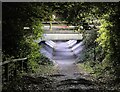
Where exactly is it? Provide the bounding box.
[41,34,83,41]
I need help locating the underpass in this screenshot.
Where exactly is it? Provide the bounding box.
[32,24,111,91]
[37,24,84,65]
[40,40,84,65]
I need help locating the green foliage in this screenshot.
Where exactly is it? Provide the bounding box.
[31,20,43,39]
[96,18,112,52]
[2,3,44,73]
[74,2,120,81]
[77,61,94,74]
[39,54,53,65]
[2,2,120,82]
[25,20,44,72]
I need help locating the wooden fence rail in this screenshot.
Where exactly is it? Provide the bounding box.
[0,58,28,82]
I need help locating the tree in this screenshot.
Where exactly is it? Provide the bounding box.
[63,2,120,80]
[2,2,48,71]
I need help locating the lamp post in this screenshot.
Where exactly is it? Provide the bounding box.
[49,14,56,31]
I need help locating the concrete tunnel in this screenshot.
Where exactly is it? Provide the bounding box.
[39,40,84,65]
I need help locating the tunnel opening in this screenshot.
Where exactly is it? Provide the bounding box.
[39,40,84,65]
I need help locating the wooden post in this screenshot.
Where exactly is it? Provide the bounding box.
[24,58,28,73]
[93,42,96,62]
[2,58,27,81]
[14,62,17,77]
[21,60,23,73]
[4,63,9,81]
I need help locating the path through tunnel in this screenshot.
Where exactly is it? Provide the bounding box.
[39,40,84,66]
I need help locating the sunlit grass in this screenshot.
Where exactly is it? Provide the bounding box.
[77,62,95,76]
[34,64,58,75]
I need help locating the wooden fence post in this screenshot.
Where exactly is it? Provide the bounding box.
[4,63,9,81]
[2,58,27,82]
[14,62,17,77]
[93,42,96,62]
[25,59,28,72]
[21,60,23,73]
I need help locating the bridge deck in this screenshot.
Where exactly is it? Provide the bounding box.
[36,25,83,42]
[44,30,79,34]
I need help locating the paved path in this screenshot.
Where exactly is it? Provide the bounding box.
[53,41,77,65]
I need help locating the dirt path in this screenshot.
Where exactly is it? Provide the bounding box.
[3,63,118,92]
[3,41,119,92]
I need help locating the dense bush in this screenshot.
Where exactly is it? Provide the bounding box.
[66,3,120,81]
[2,3,47,73]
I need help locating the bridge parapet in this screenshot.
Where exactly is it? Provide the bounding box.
[36,34,83,43]
[42,34,83,41]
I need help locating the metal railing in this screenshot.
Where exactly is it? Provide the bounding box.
[1,58,28,82]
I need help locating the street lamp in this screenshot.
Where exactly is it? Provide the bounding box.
[49,14,56,31]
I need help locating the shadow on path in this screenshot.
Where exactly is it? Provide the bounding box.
[2,68,119,92]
